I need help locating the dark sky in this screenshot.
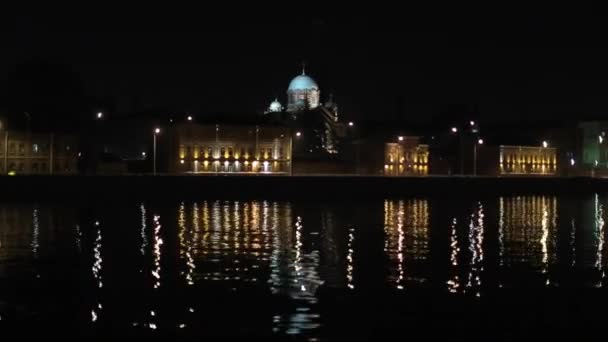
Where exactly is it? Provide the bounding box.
[3,9,608,125]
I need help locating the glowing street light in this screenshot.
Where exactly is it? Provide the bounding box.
[542,141,548,148]
[97,112,103,119]
[398,136,404,142]
[296,132,302,137]
[473,138,484,176]
[599,135,604,144]
[451,127,458,133]
[187,115,193,122]
[153,128,161,175]
[142,152,146,158]
[470,121,475,126]
[348,121,354,127]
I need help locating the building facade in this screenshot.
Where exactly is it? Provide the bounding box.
[499,145,557,175]
[0,131,79,175]
[266,67,343,156]
[167,123,292,174]
[384,139,429,176]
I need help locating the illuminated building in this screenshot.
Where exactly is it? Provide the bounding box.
[499,145,557,175]
[353,136,429,175]
[384,138,429,176]
[266,66,343,156]
[0,130,79,175]
[166,123,292,174]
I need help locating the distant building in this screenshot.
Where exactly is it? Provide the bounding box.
[166,123,292,174]
[266,66,344,156]
[384,139,429,176]
[354,136,429,176]
[475,144,558,176]
[0,130,79,175]
[499,145,557,175]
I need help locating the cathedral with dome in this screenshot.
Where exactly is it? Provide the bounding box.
[266,66,343,155]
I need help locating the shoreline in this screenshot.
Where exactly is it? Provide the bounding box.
[1,175,607,200]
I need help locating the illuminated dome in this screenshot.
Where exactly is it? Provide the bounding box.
[287,68,321,112]
[268,98,283,113]
[288,74,319,92]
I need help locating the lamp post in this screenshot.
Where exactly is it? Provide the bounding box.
[450,127,462,174]
[473,138,483,176]
[153,128,160,175]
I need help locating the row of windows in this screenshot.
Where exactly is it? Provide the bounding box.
[0,143,74,155]
[179,145,284,159]
[180,160,285,173]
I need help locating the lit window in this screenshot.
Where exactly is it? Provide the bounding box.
[33,144,39,153]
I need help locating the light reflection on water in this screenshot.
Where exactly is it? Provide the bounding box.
[0,195,607,338]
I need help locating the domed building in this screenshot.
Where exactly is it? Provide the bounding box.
[287,69,320,112]
[266,98,283,113]
[263,65,347,156]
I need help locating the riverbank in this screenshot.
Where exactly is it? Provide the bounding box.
[1,175,607,200]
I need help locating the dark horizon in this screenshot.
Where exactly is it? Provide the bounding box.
[3,10,608,131]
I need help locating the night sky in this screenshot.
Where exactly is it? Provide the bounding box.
[3,9,608,128]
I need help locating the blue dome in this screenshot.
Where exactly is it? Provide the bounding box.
[288,74,319,92]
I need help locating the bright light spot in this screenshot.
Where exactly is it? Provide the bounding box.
[348,121,354,127]
[180,159,184,164]
[179,324,186,329]
[398,136,404,141]
[94,221,100,226]
[187,115,193,121]
[97,112,103,119]
[600,135,604,144]
[470,120,475,126]
[149,323,157,330]
[542,141,548,148]
[478,139,484,145]
[296,132,302,137]
[451,127,458,133]
[91,310,98,322]
[150,310,155,316]
[189,308,195,313]
[142,152,146,157]
[595,160,599,166]
[154,128,161,134]
[571,158,576,166]
[78,152,82,157]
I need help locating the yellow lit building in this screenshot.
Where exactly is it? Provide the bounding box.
[499,145,557,175]
[167,123,292,174]
[0,131,79,175]
[384,138,429,176]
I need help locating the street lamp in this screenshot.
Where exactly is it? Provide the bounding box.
[97,112,103,119]
[473,138,484,176]
[451,127,458,133]
[470,121,475,126]
[348,121,354,127]
[187,115,193,122]
[296,131,302,137]
[398,136,404,142]
[153,128,160,175]
[542,140,548,148]
[142,151,146,158]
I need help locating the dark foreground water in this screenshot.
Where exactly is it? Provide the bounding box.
[1,195,607,340]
